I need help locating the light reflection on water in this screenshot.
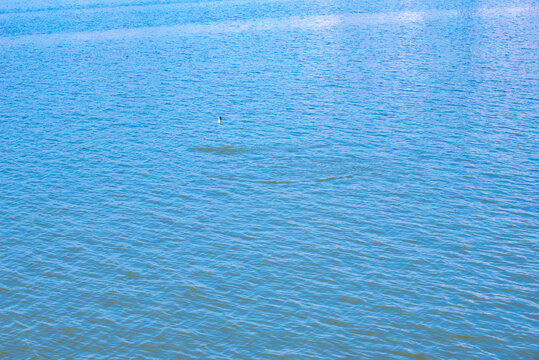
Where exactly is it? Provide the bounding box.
[1,6,537,45]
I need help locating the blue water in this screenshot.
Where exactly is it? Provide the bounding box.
[1,0,538,358]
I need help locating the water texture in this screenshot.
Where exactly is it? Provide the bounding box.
[0,0,538,358]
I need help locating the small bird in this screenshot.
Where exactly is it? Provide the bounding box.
[218,116,222,125]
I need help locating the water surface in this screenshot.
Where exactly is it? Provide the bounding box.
[0,0,538,358]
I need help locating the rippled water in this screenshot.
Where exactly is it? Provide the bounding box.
[1,0,538,358]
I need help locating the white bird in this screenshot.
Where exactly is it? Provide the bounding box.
[218,116,222,125]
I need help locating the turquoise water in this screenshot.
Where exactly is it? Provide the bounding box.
[1,0,538,358]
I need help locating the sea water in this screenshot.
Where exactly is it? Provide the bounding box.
[0,0,537,358]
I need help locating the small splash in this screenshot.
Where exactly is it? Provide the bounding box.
[195,145,250,155]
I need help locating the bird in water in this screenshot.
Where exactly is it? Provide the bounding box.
[218,116,222,125]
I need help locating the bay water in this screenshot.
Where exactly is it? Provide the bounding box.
[0,0,538,358]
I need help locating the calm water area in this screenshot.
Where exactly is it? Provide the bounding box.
[0,0,538,358]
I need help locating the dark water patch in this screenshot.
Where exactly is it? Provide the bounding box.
[194,145,251,155]
[317,176,336,182]
[389,351,429,359]
[260,180,294,184]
